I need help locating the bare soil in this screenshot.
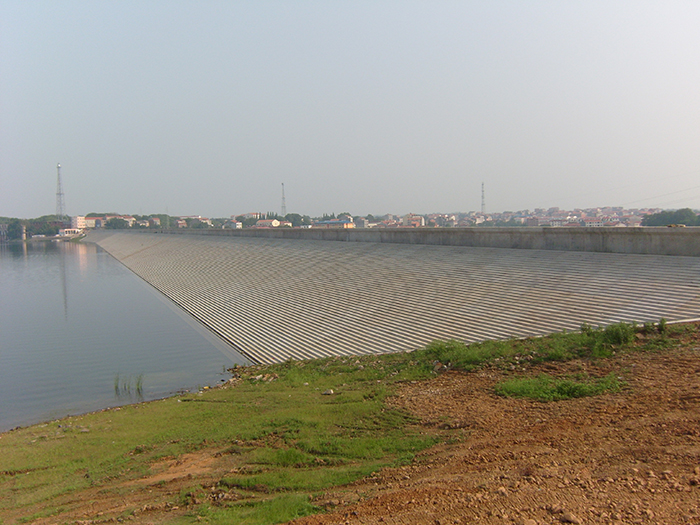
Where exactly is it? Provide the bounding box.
[22,329,700,525]
[293,338,700,525]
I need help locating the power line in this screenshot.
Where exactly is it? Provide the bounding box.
[620,183,700,207]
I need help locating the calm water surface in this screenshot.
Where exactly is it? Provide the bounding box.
[0,240,248,432]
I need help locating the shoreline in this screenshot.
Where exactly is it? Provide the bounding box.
[2,322,698,524]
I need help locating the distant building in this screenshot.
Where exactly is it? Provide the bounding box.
[59,228,82,236]
[581,218,604,227]
[402,214,425,227]
[312,219,356,229]
[256,219,280,228]
[71,216,87,229]
[73,216,104,228]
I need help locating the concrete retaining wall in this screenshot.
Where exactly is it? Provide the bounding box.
[146,227,700,257]
[87,230,700,364]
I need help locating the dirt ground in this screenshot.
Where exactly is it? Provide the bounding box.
[293,340,700,525]
[23,329,700,525]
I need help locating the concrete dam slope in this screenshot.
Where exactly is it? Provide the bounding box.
[87,231,700,364]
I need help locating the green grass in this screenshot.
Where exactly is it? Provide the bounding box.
[419,320,663,367]
[189,494,319,525]
[113,373,145,397]
[495,372,623,401]
[0,353,438,524]
[0,319,682,524]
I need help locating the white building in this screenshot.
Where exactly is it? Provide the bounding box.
[71,216,87,229]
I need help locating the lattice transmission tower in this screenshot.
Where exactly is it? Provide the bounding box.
[481,182,485,215]
[56,163,68,223]
[281,183,287,217]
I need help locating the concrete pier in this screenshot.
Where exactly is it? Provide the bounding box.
[86,230,700,364]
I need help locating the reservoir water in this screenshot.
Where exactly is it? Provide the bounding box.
[0,240,248,432]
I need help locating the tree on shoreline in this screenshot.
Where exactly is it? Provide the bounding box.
[105,218,129,229]
[641,208,700,226]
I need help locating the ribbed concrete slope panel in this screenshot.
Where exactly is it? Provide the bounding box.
[88,232,700,364]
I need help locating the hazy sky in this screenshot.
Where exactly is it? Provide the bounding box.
[2,1,699,219]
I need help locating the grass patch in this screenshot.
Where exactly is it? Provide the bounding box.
[419,321,642,367]
[194,493,319,525]
[219,463,383,493]
[495,372,623,401]
[0,319,683,524]
[0,352,438,524]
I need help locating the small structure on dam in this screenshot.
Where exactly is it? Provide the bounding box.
[87,231,700,364]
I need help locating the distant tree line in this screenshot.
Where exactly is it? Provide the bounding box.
[641,208,700,226]
[105,218,129,229]
[0,215,64,240]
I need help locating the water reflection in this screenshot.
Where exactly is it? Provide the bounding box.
[60,242,69,319]
[0,240,248,432]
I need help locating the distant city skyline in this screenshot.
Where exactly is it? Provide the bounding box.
[0,199,686,222]
[2,2,699,219]
[62,203,669,221]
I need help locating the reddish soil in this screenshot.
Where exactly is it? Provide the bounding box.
[19,328,700,525]
[293,341,700,525]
